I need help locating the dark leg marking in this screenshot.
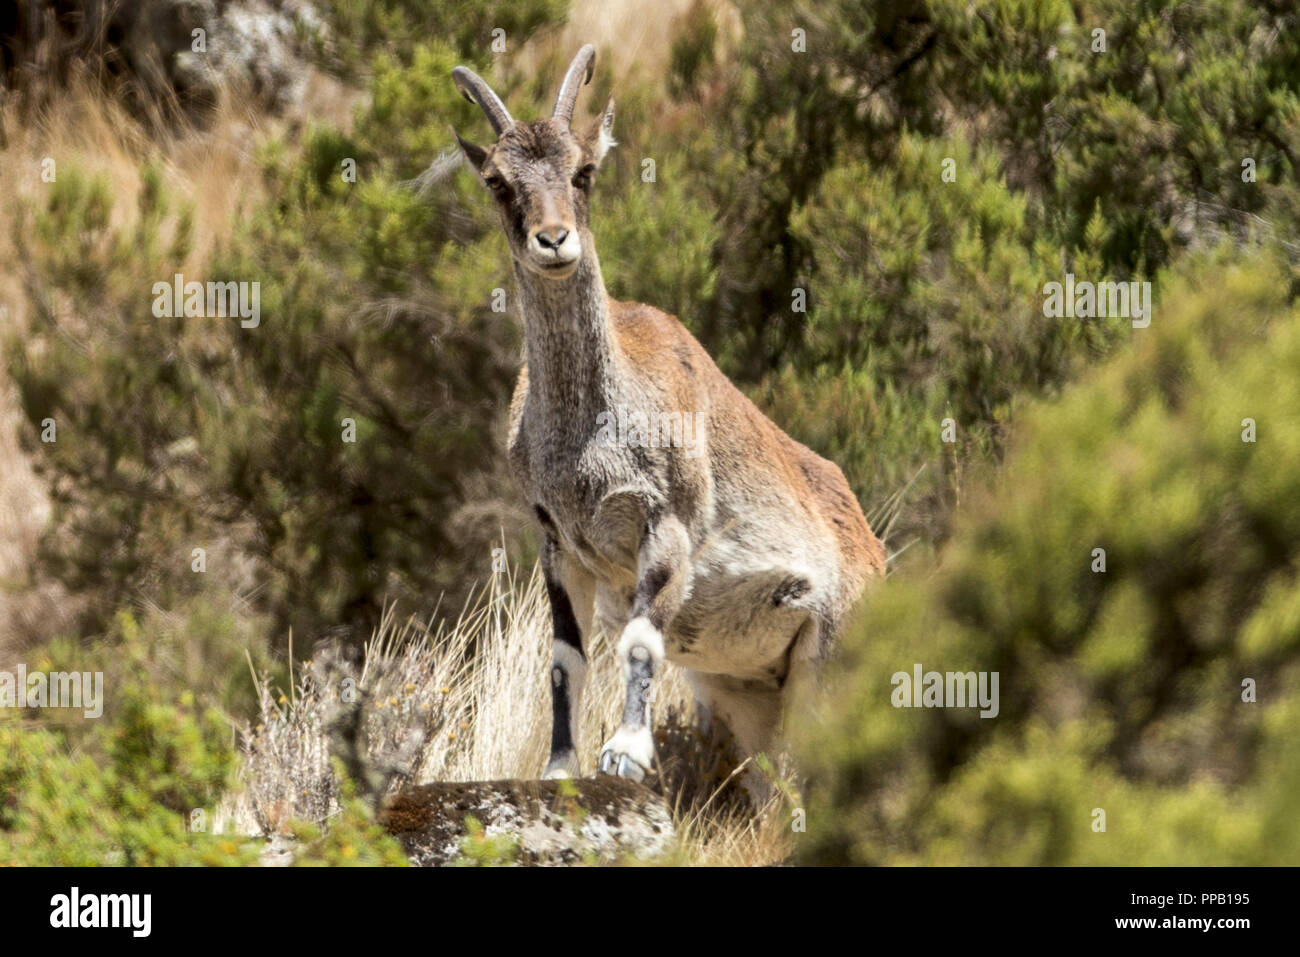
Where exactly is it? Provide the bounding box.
[534,503,557,533]
[541,532,585,773]
[620,651,654,728]
[544,566,585,655]
[550,664,575,755]
[772,575,812,607]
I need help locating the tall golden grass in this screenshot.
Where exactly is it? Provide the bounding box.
[225,556,795,865]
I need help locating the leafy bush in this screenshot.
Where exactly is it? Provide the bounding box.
[794,256,1300,864]
[0,613,258,865]
[9,11,571,646]
[315,0,567,79]
[286,772,411,867]
[0,610,411,865]
[694,0,1300,545]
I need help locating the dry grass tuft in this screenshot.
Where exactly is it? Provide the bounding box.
[224,555,796,864]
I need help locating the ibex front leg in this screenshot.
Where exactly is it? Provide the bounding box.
[541,536,594,779]
[599,515,692,781]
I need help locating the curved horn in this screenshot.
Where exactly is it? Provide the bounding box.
[451,65,514,136]
[552,44,596,124]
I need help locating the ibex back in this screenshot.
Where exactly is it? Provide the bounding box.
[452,45,886,785]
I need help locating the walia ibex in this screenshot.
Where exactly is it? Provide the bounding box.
[452,46,886,785]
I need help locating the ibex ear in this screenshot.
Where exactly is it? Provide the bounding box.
[582,98,616,167]
[453,127,489,173]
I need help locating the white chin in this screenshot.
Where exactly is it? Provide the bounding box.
[533,260,578,279]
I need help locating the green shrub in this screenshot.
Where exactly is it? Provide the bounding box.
[0,614,259,865]
[288,767,410,867]
[0,612,409,866]
[8,20,571,646]
[794,255,1300,864]
[315,0,567,79]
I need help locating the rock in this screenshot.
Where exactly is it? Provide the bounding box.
[379,778,677,866]
[0,0,322,116]
[259,832,297,867]
[179,0,321,113]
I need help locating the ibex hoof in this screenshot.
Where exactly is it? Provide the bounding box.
[597,726,653,781]
[598,749,647,782]
[542,750,578,779]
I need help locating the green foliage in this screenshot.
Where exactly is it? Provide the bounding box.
[598,146,719,325]
[715,0,1299,324]
[452,815,522,866]
[694,0,1300,544]
[667,1,719,100]
[769,133,1107,530]
[794,257,1300,864]
[9,166,205,633]
[9,11,571,646]
[0,614,259,865]
[315,0,568,79]
[288,766,410,866]
[0,614,408,866]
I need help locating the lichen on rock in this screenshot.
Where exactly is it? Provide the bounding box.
[379,778,676,866]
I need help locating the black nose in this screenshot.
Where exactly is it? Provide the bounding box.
[535,229,569,250]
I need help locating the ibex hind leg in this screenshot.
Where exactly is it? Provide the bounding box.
[683,617,824,807]
[684,671,784,808]
[540,543,596,779]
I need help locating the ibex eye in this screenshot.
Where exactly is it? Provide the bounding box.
[573,165,596,188]
[484,175,506,191]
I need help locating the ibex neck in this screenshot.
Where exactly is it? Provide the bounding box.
[515,250,620,417]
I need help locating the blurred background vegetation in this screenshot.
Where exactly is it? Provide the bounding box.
[0,0,1297,864]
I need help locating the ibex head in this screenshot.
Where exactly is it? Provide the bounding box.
[452,45,616,281]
